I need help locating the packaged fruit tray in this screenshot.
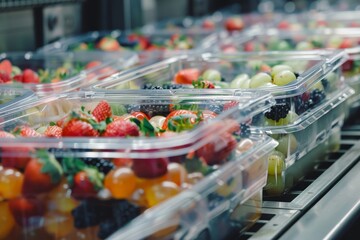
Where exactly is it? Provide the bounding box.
[0,90,277,240]
[0,51,138,96]
[89,51,348,129]
[0,86,35,112]
[208,28,360,109]
[38,30,215,65]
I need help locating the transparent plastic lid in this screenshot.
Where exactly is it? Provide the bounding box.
[91,50,348,98]
[0,51,138,96]
[0,90,275,157]
[0,86,35,111]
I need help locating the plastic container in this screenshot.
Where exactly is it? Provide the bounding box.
[0,51,138,96]
[0,90,277,240]
[209,28,360,112]
[89,51,348,128]
[264,87,352,196]
[0,86,35,112]
[38,30,215,65]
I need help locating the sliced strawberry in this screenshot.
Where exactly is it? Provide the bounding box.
[22,69,40,83]
[102,119,139,137]
[14,126,42,137]
[0,60,12,75]
[9,196,45,227]
[162,110,198,130]
[62,119,99,137]
[92,100,112,122]
[130,111,149,120]
[174,68,200,84]
[22,150,63,195]
[44,125,62,138]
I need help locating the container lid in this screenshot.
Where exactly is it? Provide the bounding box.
[0,89,275,158]
[0,86,35,111]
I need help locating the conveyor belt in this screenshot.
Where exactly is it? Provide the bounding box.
[232,123,360,239]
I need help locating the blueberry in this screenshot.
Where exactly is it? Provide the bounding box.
[82,158,115,174]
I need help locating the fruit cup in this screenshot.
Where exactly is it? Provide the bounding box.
[38,29,215,66]
[0,90,277,239]
[0,51,138,96]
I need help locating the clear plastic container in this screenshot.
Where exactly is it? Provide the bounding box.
[38,30,215,65]
[0,90,277,240]
[89,51,348,128]
[264,87,352,196]
[0,51,138,96]
[209,28,360,111]
[0,86,35,112]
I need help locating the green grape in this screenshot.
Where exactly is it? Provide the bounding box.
[276,133,298,157]
[110,104,127,116]
[271,65,293,77]
[202,69,222,82]
[230,74,250,89]
[11,66,22,76]
[296,41,314,50]
[273,70,297,86]
[214,81,230,88]
[268,150,286,175]
[265,174,285,195]
[250,72,272,88]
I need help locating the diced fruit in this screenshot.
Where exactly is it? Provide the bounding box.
[0,168,24,199]
[145,181,180,207]
[103,119,139,137]
[202,69,221,82]
[273,70,297,86]
[0,202,15,239]
[92,100,112,122]
[132,157,169,179]
[22,150,63,195]
[249,72,272,88]
[174,68,200,84]
[9,196,45,227]
[268,151,285,175]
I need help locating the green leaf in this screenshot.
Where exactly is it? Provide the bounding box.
[81,106,85,112]
[84,167,104,191]
[130,118,156,136]
[37,150,63,184]
[62,156,87,186]
[50,122,56,126]
[105,117,113,125]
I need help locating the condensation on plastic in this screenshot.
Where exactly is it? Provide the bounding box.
[0,51,139,96]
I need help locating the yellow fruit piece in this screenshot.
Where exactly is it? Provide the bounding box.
[47,179,79,213]
[0,168,24,199]
[105,168,137,199]
[44,212,74,238]
[0,202,15,239]
[145,181,180,207]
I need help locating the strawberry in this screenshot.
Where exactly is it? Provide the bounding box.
[15,126,42,137]
[0,72,11,83]
[0,60,12,75]
[13,74,23,82]
[196,133,237,165]
[9,196,45,227]
[92,100,112,122]
[277,20,290,30]
[339,39,353,49]
[174,68,200,84]
[97,37,121,51]
[224,17,244,32]
[62,157,104,199]
[202,19,215,29]
[22,150,63,195]
[0,131,34,170]
[62,119,99,137]
[44,125,62,138]
[85,61,102,70]
[22,69,40,83]
[342,60,354,72]
[103,119,139,137]
[162,110,198,130]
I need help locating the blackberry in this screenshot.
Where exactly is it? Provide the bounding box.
[310,89,326,106]
[162,83,184,89]
[82,158,115,174]
[140,100,170,117]
[239,124,251,138]
[111,200,141,228]
[98,219,118,239]
[207,104,223,114]
[264,103,290,121]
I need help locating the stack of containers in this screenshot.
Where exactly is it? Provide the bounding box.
[0,90,277,239]
[0,51,138,96]
[89,50,353,196]
[38,29,215,66]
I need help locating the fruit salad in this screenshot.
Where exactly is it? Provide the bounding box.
[0,52,137,96]
[0,91,277,239]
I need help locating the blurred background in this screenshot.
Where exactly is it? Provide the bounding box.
[0,0,359,51]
